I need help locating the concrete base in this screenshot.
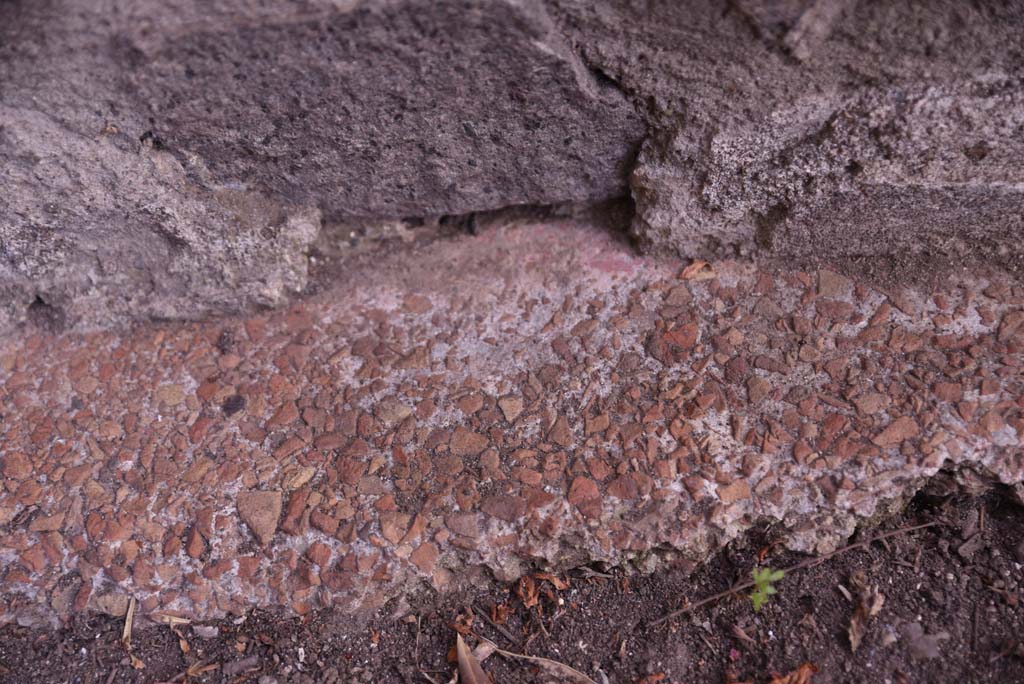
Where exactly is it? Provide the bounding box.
[1,217,1021,626]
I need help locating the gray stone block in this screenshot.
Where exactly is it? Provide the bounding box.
[3,0,1023,333]
[0,0,644,332]
[553,0,1024,276]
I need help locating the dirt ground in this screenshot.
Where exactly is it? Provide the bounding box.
[2,475,1022,684]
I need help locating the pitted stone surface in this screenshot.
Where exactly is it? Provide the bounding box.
[4,0,1023,334]
[1,219,1022,627]
[0,0,643,333]
[551,0,1024,273]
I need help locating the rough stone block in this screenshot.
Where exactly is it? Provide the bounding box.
[0,0,644,332]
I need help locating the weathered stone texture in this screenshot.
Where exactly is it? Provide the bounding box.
[0,0,644,332]
[549,0,1024,271]
[2,0,1023,333]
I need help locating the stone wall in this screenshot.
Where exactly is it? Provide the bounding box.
[553,0,1024,273]
[2,0,1022,332]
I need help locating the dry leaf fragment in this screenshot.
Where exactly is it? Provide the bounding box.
[638,674,667,684]
[456,634,491,684]
[680,260,717,281]
[848,585,885,652]
[472,640,497,662]
[490,602,510,625]
[451,608,475,635]
[769,662,818,684]
[516,576,539,609]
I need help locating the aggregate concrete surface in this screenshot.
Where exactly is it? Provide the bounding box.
[1,218,1021,628]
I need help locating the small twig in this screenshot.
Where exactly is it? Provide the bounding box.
[534,610,551,639]
[472,605,520,648]
[523,630,538,654]
[650,521,938,627]
[121,597,136,649]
